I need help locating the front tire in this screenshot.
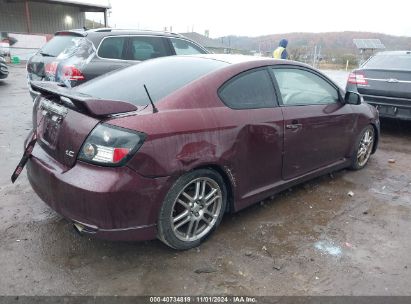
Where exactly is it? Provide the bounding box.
[351,125,375,170]
[157,169,227,250]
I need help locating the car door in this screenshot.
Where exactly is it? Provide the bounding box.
[271,66,354,180]
[217,68,284,206]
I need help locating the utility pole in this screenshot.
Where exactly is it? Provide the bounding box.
[312,45,317,68]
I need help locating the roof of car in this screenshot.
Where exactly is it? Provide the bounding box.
[87,28,183,37]
[173,54,321,78]
[184,54,310,69]
[376,51,411,55]
[187,54,274,64]
[55,28,183,38]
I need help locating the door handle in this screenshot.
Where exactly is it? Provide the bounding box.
[286,123,302,130]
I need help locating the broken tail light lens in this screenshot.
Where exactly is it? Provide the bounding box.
[78,124,146,166]
[61,65,85,81]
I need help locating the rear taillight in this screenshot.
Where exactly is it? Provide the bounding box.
[61,65,85,81]
[45,61,58,75]
[78,124,146,166]
[348,72,368,85]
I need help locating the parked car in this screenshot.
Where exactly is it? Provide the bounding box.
[17,55,379,250]
[26,28,209,98]
[0,54,8,79]
[346,51,411,120]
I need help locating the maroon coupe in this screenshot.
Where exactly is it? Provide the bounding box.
[18,55,379,249]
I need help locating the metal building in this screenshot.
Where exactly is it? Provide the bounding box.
[0,0,110,34]
[353,38,386,66]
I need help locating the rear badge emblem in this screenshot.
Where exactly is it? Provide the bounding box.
[65,150,74,157]
[387,78,399,83]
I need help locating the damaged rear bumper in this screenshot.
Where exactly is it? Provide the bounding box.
[364,94,411,121]
[27,145,172,241]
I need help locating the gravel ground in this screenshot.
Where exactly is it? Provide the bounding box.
[0,66,410,296]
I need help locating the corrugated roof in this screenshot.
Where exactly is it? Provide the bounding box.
[180,32,227,49]
[27,0,111,11]
[353,39,385,50]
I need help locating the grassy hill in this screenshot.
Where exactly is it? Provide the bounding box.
[215,31,411,64]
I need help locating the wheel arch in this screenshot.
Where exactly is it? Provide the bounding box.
[192,164,235,214]
[370,122,379,154]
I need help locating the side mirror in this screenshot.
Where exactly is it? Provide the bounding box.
[344,91,362,105]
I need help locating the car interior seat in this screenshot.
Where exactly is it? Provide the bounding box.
[99,44,119,59]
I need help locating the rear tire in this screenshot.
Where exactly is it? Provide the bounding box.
[157,169,227,250]
[350,125,375,170]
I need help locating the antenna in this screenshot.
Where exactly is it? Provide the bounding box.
[143,84,158,113]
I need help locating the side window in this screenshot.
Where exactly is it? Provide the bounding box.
[97,37,127,59]
[128,36,169,61]
[219,69,276,109]
[272,68,339,106]
[170,38,205,55]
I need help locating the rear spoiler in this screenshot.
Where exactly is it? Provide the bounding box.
[31,81,138,116]
[54,30,88,37]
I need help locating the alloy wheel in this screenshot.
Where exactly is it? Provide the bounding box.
[170,177,222,242]
[357,128,374,167]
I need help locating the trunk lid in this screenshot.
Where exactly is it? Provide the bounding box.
[32,82,139,168]
[34,97,100,168]
[357,69,411,99]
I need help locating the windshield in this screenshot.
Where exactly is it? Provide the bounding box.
[363,53,411,70]
[40,35,84,57]
[75,56,228,106]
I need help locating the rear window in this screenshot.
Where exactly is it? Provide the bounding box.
[219,69,276,109]
[75,56,228,106]
[40,35,83,57]
[363,53,411,70]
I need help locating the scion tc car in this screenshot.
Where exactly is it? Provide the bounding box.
[17,55,379,250]
[26,28,208,98]
[346,51,411,120]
